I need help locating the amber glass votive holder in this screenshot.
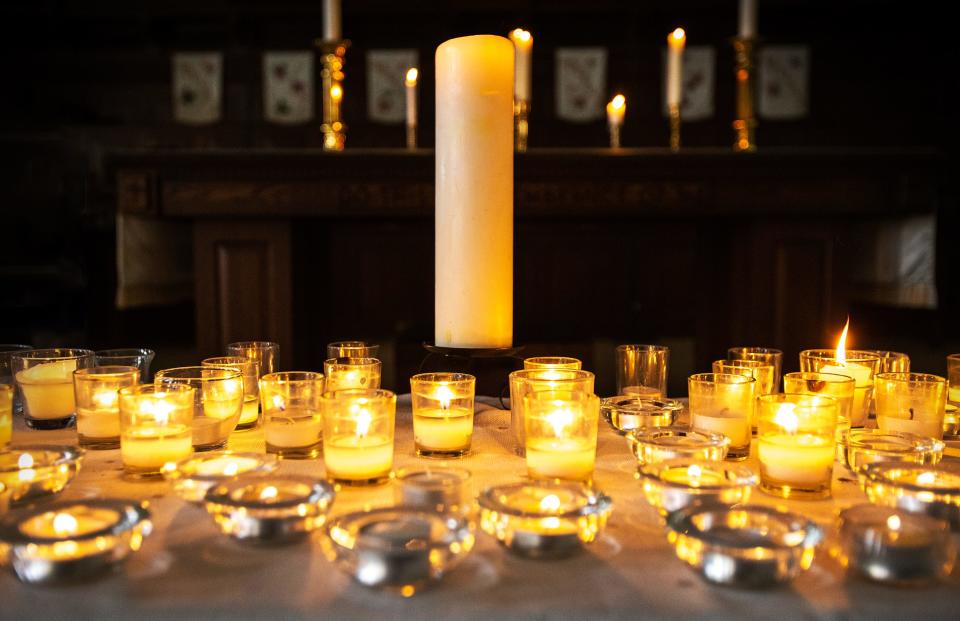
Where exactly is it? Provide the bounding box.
[73,366,140,449]
[155,366,244,450]
[756,393,838,499]
[327,341,380,359]
[261,371,325,459]
[875,372,947,440]
[713,359,775,399]
[226,341,279,378]
[508,369,594,457]
[615,344,669,399]
[321,389,396,486]
[783,371,855,462]
[688,373,755,461]
[523,356,582,371]
[523,390,600,482]
[118,384,194,478]
[12,348,95,429]
[869,350,911,374]
[799,349,880,427]
[323,357,381,392]
[203,356,260,430]
[727,347,783,394]
[410,372,476,458]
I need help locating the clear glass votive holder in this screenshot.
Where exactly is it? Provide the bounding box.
[508,369,594,456]
[713,359,775,399]
[394,467,474,519]
[118,384,194,478]
[326,340,380,359]
[640,459,757,518]
[948,354,960,406]
[600,396,682,435]
[799,349,880,427]
[615,344,669,399]
[626,426,730,466]
[727,347,783,394]
[524,390,600,482]
[523,356,581,371]
[163,451,278,503]
[837,504,955,586]
[12,348,95,429]
[756,393,838,499]
[226,341,279,378]
[844,429,944,474]
[73,366,140,449]
[203,356,260,430]
[869,350,911,374]
[0,444,84,505]
[410,373,476,458]
[95,348,155,381]
[863,461,960,532]
[1,385,11,449]
[260,371,325,459]
[688,373,755,461]
[323,357,382,392]
[321,388,396,486]
[1,344,32,415]
[784,371,855,461]
[875,372,947,440]
[155,366,244,450]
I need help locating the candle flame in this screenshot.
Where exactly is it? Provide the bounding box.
[916,471,937,486]
[272,394,286,411]
[687,464,702,487]
[510,28,532,43]
[886,514,901,531]
[405,67,418,86]
[539,494,561,512]
[223,462,239,477]
[18,452,36,482]
[355,408,372,438]
[93,390,118,408]
[142,397,175,425]
[330,84,343,102]
[259,486,279,501]
[435,385,455,410]
[774,403,799,433]
[53,512,78,536]
[546,402,575,437]
[669,28,686,47]
[18,453,34,469]
[609,94,626,111]
[835,317,850,366]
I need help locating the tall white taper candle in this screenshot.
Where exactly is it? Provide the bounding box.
[739,0,757,39]
[323,0,342,42]
[435,35,514,349]
[666,28,686,108]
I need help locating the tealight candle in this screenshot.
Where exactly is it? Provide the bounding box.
[321,389,395,485]
[0,445,83,505]
[863,462,960,531]
[756,393,838,499]
[410,373,476,457]
[508,369,594,456]
[203,356,260,429]
[640,460,756,518]
[523,356,581,371]
[800,326,880,427]
[688,373,755,460]
[323,357,382,392]
[260,371,325,459]
[12,348,95,429]
[155,366,244,450]
[162,451,278,503]
[0,499,152,585]
[73,366,140,449]
[838,504,955,585]
[875,372,947,440]
[523,391,599,482]
[783,371,856,462]
[118,384,194,477]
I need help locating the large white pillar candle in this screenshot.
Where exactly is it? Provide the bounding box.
[435,35,514,349]
[666,28,686,108]
[323,0,342,42]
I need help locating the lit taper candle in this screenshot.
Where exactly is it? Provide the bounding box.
[606,94,625,148]
[509,29,533,103]
[666,28,686,108]
[323,0,341,42]
[405,67,418,149]
[739,0,758,39]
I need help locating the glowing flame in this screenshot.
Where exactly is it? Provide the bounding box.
[355,408,372,437]
[272,394,285,411]
[53,513,78,536]
[669,28,686,48]
[886,514,901,531]
[671,28,686,42]
[18,452,36,482]
[539,494,561,512]
[835,317,850,366]
[774,403,799,433]
[259,486,279,501]
[223,462,239,477]
[405,68,418,86]
[687,464,703,487]
[546,402,575,437]
[610,94,626,111]
[18,453,34,469]
[435,385,455,410]
[916,471,937,486]
[141,398,174,425]
[330,84,343,102]
[93,390,118,409]
[510,28,532,44]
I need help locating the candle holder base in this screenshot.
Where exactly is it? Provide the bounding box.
[420,343,525,399]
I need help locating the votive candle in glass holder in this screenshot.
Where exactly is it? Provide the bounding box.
[118,384,194,477]
[863,461,960,532]
[203,356,260,429]
[626,426,729,466]
[394,467,474,519]
[944,403,959,439]
[947,354,960,406]
[875,372,947,440]
[756,393,838,499]
[727,347,783,394]
[688,373,755,460]
[523,391,600,482]
[321,389,395,486]
[155,366,244,450]
[799,349,880,427]
[523,356,581,371]
[73,366,140,449]
[601,396,683,435]
[260,371,325,459]
[226,341,279,378]
[714,359,774,398]
[324,357,381,392]
[95,348,155,381]
[327,340,380,359]
[410,372,476,458]
[869,350,911,374]
[640,459,757,518]
[508,369,594,456]
[12,348,95,429]
[1,344,32,415]
[616,344,668,399]
[844,429,943,474]
[1,385,12,448]
[784,371,855,462]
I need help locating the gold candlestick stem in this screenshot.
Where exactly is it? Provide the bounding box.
[668,103,681,152]
[733,37,757,152]
[406,124,417,150]
[608,123,621,149]
[514,99,529,152]
[316,39,350,151]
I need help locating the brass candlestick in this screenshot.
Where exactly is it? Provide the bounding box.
[406,123,417,150]
[668,103,681,152]
[732,37,757,152]
[316,39,350,151]
[514,99,529,152]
